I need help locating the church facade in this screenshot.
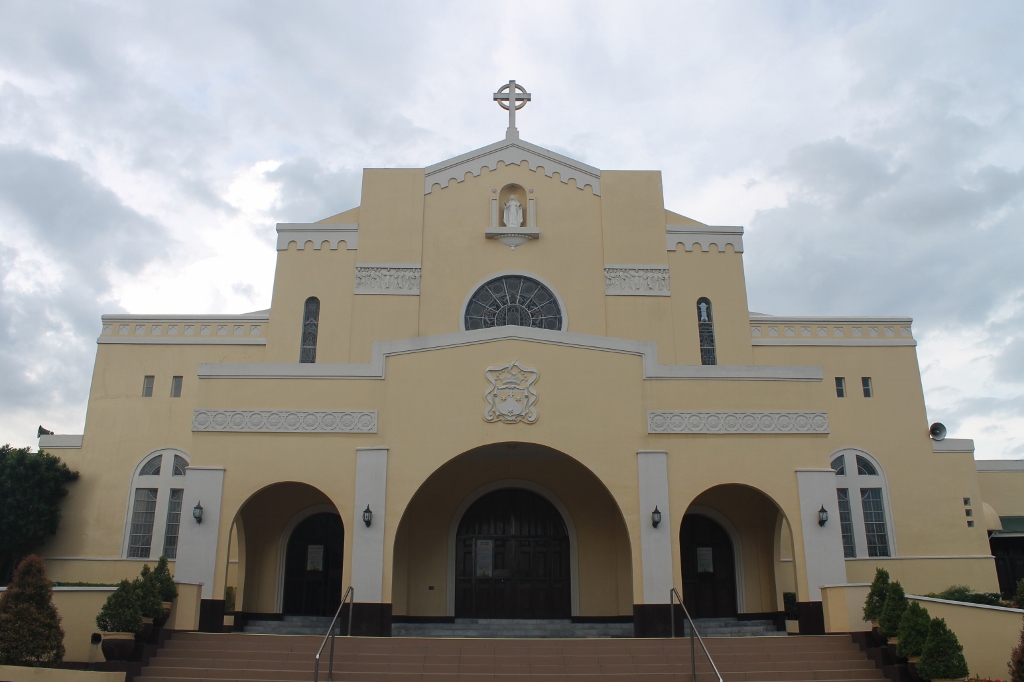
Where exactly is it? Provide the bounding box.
[38,83,1011,636]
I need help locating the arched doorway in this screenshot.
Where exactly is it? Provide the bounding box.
[455,487,571,618]
[680,513,737,618]
[282,512,344,616]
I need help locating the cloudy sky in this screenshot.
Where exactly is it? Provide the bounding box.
[1,1,1021,458]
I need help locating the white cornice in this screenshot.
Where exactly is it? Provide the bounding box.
[98,337,267,346]
[931,438,975,453]
[751,317,915,346]
[198,327,822,382]
[101,313,269,322]
[667,225,744,253]
[976,459,1024,471]
[38,435,83,449]
[425,137,601,195]
[276,223,358,251]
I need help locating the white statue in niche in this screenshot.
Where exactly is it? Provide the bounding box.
[503,196,524,228]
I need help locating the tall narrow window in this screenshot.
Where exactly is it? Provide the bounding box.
[835,377,846,398]
[162,489,184,559]
[837,488,855,558]
[861,488,890,557]
[142,375,155,397]
[127,488,158,558]
[862,377,873,398]
[696,298,716,365]
[170,376,183,397]
[300,296,320,363]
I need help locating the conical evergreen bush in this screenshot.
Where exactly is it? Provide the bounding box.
[917,617,968,680]
[896,600,930,659]
[0,555,65,666]
[879,580,907,639]
[863,567,890,623]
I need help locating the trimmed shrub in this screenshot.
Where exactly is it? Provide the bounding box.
[152,556,177,602]
[96,579,143,634]
[1010,616,1024,682]
[864,567,890,623]
[783,592,798,620]
[928,584,1003,606]
[0,555,65,666]
[917,617,969,680]
[896,601,930,659]
[879,581,907,639]
[135,565,164,619]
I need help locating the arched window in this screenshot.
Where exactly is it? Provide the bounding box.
[464,275,562,331]
[123,449,190,560]
[829,449,895,559]
[300,296,320,363]
[696,298,716,365]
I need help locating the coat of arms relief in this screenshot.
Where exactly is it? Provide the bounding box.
[483,360,539,424]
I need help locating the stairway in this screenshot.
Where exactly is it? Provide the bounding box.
[137,632,886,681]
[684,617,786,637]
[244,616,340,636]
[392,619,633,638]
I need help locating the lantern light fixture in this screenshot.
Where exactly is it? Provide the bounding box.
[363,505,373,528]
[193,501,204,524]
[817,505,829,527]
[651,506,662,528]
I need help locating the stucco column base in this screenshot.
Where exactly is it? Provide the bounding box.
[345,602,392,637]
[796,601,825,634]
[632,604,686,637]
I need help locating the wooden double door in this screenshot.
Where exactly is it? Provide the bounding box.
[455,488,571,619]
[282,512,344,616]
[680,513,737,619]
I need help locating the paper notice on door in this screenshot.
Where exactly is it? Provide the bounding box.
[696,547,714,573]
[476,539,493,577]
[307,544,324,571]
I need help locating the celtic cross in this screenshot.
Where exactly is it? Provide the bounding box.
[493,80,531,138]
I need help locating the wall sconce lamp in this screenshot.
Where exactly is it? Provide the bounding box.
[817,505,829,527]
[193,501,204,524]
[363,505,373,528]
[651,506,662,528]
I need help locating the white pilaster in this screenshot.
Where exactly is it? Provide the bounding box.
[351,447,388,602]
[174,467,225,599]
[795,469,847,600]
[637,450,673,603]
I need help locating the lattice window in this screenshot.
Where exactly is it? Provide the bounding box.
[856,455,877,476]
[172,455,188,476]
[162,489,183,559]
[128,488,158,558]
[696,298,716,365]
[140,455,162,476]
[464,276,562,331]
[861,488,890,557]
[837,488,855,558]
[300,296,320,363]
[830,455,846,476]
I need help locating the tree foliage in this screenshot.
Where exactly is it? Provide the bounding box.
[95,580,143,634]
[863,567,890,622]
[879,580,908,639]
[917,617,969,680]
[0,445,79,584]
[152,556,177,602]
[896,600,930,659]
[135,565,164,619]
[0,555,65,666]
[1010,616,1024,682]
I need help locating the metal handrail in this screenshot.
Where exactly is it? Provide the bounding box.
[669,588,723,682]
[313,586,354,682]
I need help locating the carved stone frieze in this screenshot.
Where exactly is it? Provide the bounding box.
[604,266,670,296]
[648,411,829,434]
[354,266,422,295]
[193,410,377,433]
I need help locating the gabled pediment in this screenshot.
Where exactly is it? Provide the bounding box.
[424,135,601,195]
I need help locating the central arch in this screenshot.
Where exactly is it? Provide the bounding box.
[448,479,579,618]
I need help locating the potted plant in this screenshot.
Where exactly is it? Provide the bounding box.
[152,556,177,623]
[896,600,930,663]
[783,592,799,634]
[863,567,890,627]
[96,579,142,661]
[879,580,907,642]
[917,616,969,681]
[135,566,164,639]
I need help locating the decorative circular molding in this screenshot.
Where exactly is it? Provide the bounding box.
[648,411,829,434]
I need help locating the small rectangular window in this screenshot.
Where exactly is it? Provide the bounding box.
[963,497,971,506]
[162,489,184,559]
[835,377,846,398]
[862,377,873,397]
[967,520,975,528]
[170,376,183,398]
[142,375,154,397]
[965,509,973,517]
[128,488,158,558]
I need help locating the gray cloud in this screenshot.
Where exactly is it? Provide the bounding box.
[265,158,363,223]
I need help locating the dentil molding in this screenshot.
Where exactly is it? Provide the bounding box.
[354,265,422,295]
[605,266,670,296]
[193,410,377,433]
[648,411,829,434]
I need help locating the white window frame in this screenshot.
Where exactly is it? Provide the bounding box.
[828,448,897,558]
[121,448,190,560]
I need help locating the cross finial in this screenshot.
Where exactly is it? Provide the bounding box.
[494,80,531,139]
